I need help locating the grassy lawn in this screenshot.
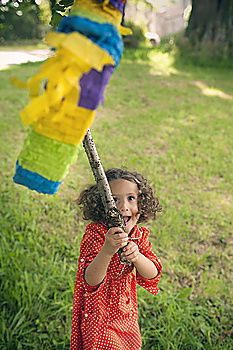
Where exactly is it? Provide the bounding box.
[0,40,49,51]
[0,47,232,349]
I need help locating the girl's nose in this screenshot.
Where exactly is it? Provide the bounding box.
[120,207,129,212]
[119,201,129,212]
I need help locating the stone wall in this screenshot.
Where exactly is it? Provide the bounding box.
[125,0,192,38]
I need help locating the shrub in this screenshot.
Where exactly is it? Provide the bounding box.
[123,20,146,49]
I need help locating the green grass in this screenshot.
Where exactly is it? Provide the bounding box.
[0,47,232,349]
[0,40,49,51]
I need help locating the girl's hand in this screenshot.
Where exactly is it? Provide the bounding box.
[102,227,128,256]
[121,241,140,263]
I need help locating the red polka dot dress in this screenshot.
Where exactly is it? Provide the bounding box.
[70,223,162,350]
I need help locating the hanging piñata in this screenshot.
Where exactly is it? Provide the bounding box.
[13,0,129,195]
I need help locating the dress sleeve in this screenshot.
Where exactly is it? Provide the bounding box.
[70,223,107,349]
[78,223,107,293]
[136,227,162,296]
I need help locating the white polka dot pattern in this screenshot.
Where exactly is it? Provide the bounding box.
[70,223,162,350]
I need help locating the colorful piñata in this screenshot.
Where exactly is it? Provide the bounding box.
[13,0,129,194]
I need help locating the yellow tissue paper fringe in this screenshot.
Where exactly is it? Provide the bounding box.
[34,106,95,146]
[15,32,114,146]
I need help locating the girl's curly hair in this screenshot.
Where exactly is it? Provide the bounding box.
[77,168,162,224]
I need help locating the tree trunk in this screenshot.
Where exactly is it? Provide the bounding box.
[185,0,233,58]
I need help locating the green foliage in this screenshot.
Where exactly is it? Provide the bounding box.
[0,45,232,349]
[49,0,74,28]
[145,32,233,68]
[123,21,146,49]
[0,0,49,44]
[175,36,233,68]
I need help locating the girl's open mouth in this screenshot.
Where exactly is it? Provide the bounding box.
[123,216,131,225]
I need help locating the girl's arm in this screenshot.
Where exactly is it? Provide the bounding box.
[121,241,158,279]
[133,252,158,279]
[84,246,112,287]
[85,227,128,286]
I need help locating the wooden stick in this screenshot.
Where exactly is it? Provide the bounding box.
[83,129,115,211]
[83,129,130,264]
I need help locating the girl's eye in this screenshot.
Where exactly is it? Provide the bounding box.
[113,197,118,203]
[128,195,136,201]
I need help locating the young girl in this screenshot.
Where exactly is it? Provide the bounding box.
[70,168,162,350]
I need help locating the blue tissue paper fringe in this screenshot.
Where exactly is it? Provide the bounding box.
[13,161,61,195]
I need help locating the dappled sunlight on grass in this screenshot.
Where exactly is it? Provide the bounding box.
[148,51,179,76]
[193,81,233,100]
[123,48,179,77]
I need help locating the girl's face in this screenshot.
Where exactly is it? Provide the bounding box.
[109,179,140,234]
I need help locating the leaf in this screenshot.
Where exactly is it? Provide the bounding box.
[54,4,66,12]
[50,12,64,28]
[59,0,74,7]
